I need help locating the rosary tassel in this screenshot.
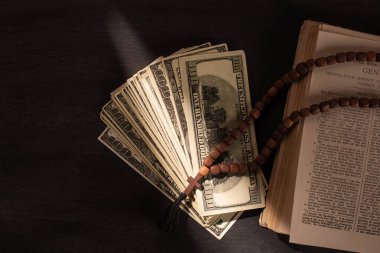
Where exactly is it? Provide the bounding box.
[157,193,187,232]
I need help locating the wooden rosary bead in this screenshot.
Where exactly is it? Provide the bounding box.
[369,98,379,108]
[339,97,350,107]
[203,155,214,167]
[290,111,302,123]
[305,59,316,69]
[349,97,359,107]
[220,163,230,173]
[281,73,292,85]
[215,142,228,153]
[245,115,255,125]
[230,163,239,174]
[316,57,327,67]
[367,51,376,62]
[248,161,259,171]
[231,128,242,140]
[199,165,210,176]
[283,116,294,128]
[356,52,367,61]
[336,52,347,63]
[250,107,261,120]
[319,101,330,113]
[295,62,309,76]
[376,53,380,62]
[210,164,221,175]
[266,138,277,150]
[209,148,221,159]
[262,94,273,104]
[224,134,236,145]
[329,98,339,108]
[239,120,249,132]
[260,146,272,158]
[238,163,248,174]
[255,100,266,111]
[255,154,266,166]
[346,52,356,61]
[359,97,369,108]
[273,79,285,90]
[310,104,320,114]
[289,69,300,80]
[268,86,279,97]
[277,123,288,135]
[272,131,282,142]
[327,55,337,65]
[300,107,311,117]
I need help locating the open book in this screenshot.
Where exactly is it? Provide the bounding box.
[259,20,380,252]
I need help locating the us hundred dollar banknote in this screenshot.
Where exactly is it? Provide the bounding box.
[98,43,267,239]
[179,51,266,216]
[98,128,242,239]
[163,44,228,160]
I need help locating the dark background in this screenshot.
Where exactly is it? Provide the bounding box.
[2,1,379,252]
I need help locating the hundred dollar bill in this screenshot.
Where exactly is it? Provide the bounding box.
[144,59,186,155]
[98,128,241,239]
[169,42,211,56]
[98,128,173,196]
[149,58,185,149]
[111,88,184,180]
[139,65,192,174]
[101,100,240,225]
[163,44,228,139]
[130,74,187,172]
[162,44,228,175]
[179,50,266,216]
[163,44,228,112]
[101,101,186,191]
[148,43,214,159]
[121,79,185,176]
[101,101,216,224]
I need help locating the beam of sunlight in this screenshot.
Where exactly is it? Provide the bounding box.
[106,8,153,77]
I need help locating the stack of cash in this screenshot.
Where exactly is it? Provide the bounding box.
[98,43,267,239]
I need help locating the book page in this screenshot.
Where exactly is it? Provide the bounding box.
[259,20,321,234]
[290,31,380,252]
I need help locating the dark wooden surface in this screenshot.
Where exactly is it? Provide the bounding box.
[2,1,380,252]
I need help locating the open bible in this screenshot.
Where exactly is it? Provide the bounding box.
[260,20,380,252]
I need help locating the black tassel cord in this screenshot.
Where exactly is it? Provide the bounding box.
[157,193,187,232]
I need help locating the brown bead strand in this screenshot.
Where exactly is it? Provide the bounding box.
[210,164,221,175]
[327,55,337,65]
[203,126,245,167]
[367,51,376,62]
[376,53,380,62]
[246,51,377,128]
[347,52,356,61]
[220,163,230,173]
[203,51,378,168]
[339,97,350,107]
[211,163,245,176]
[336,52,346,63]
[190,51,380,196]
[252,59,314,124]
[200,96,378,178]
[369,98,379,108]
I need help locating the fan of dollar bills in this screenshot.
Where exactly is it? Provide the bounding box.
[98,42,268,239]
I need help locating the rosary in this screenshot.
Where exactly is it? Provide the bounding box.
[158,51,380,231]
